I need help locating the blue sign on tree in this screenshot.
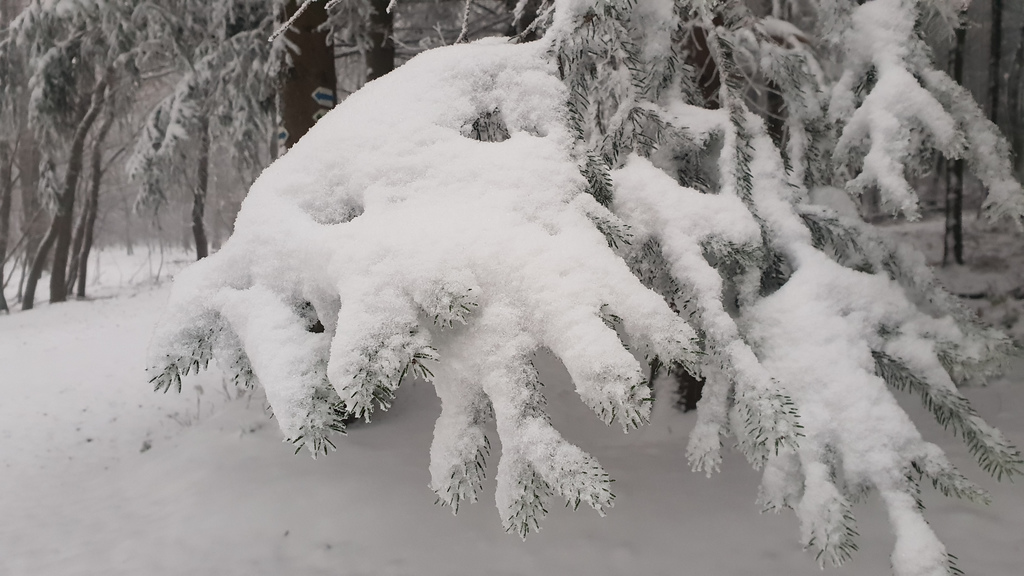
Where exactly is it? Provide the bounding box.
[311,87,335,107]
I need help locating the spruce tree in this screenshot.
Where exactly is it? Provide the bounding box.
[128,0,277,258]
[149,1,1024,575]
[3,0,142,308]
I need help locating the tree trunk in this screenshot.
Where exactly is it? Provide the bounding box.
[16,246,27,301]
[21,222,57,310]
[0,141,12,313]
[48,80,107,304]
[687,24,722,109]
[366,0,394,82]
[1008,21,1024,177]
[944,158,965,266]
[17,114,44,299]
[989,0,1002,125]
[70,111,114,297]
[506,0,541,40]
[944,26,966,267]
[192,114,210,260]
[21,78,107,309]
[122,194,133,255]
[279,0,336,150]
[66,196,90,294]
[0,0,12,296]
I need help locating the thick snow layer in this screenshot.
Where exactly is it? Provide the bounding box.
[149,39,701,533]
[140,15,1021,569]
[1,275,1023,575]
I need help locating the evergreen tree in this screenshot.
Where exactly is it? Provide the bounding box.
[128,0,277,259]
[149,1,1024,575]
[4,0,143,309]
[0,0,17,313]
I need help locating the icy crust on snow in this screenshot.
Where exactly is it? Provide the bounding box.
[149,40,699,531]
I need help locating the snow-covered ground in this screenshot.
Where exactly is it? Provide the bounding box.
[1,238,1022,576]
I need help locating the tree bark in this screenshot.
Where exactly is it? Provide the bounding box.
[989,0,1002,125]
[192,114,210,260]
[69,111,114,296]
[279,0,336,150]
[66,194,90,294]
[21,220,57,310]
[1008,21,1024,177]
[121,193,133,255]
[15,89,44,303]
[945,26,966,266]
[944,159,965,266]
[0,141,13,313]
[0,0,13,311]
[366,0,394,82]
[687,24,722,109]
[48,79,107,304]
[22,77,107,309]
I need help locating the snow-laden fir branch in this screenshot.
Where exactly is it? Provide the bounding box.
[149,1,1023,575]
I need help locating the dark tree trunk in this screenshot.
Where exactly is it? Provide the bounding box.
[1009,21,1024,177]
[0,141,12,313]
[765,84,786,148]
[989,0,1002,124]
[48,80,107,304]
[192,114,210,260]
[21,222,57,310]
[279,0,336,150]
[366,0,395,82]
[0,5,11,317]
[122,194,133,255]
[673,366,705,413]
[944,26,966,267]
[648,357,705,413]
[22,78,107,309]
[10,0,42,305]
[69,111,114,296]
[506,0,540,40]
[944,159,965,266]
[75,195,99,298]
[66,199,89,294]
[16,246,28,301]
[17,114,44,299]
[687,24,722,109]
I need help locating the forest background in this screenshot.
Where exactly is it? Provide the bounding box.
[3,1,1024,575]
[1,0,1023,313]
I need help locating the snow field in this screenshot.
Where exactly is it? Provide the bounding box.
[1,262,1022,575]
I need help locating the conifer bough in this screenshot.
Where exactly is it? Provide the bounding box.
[149,1,1024,574]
